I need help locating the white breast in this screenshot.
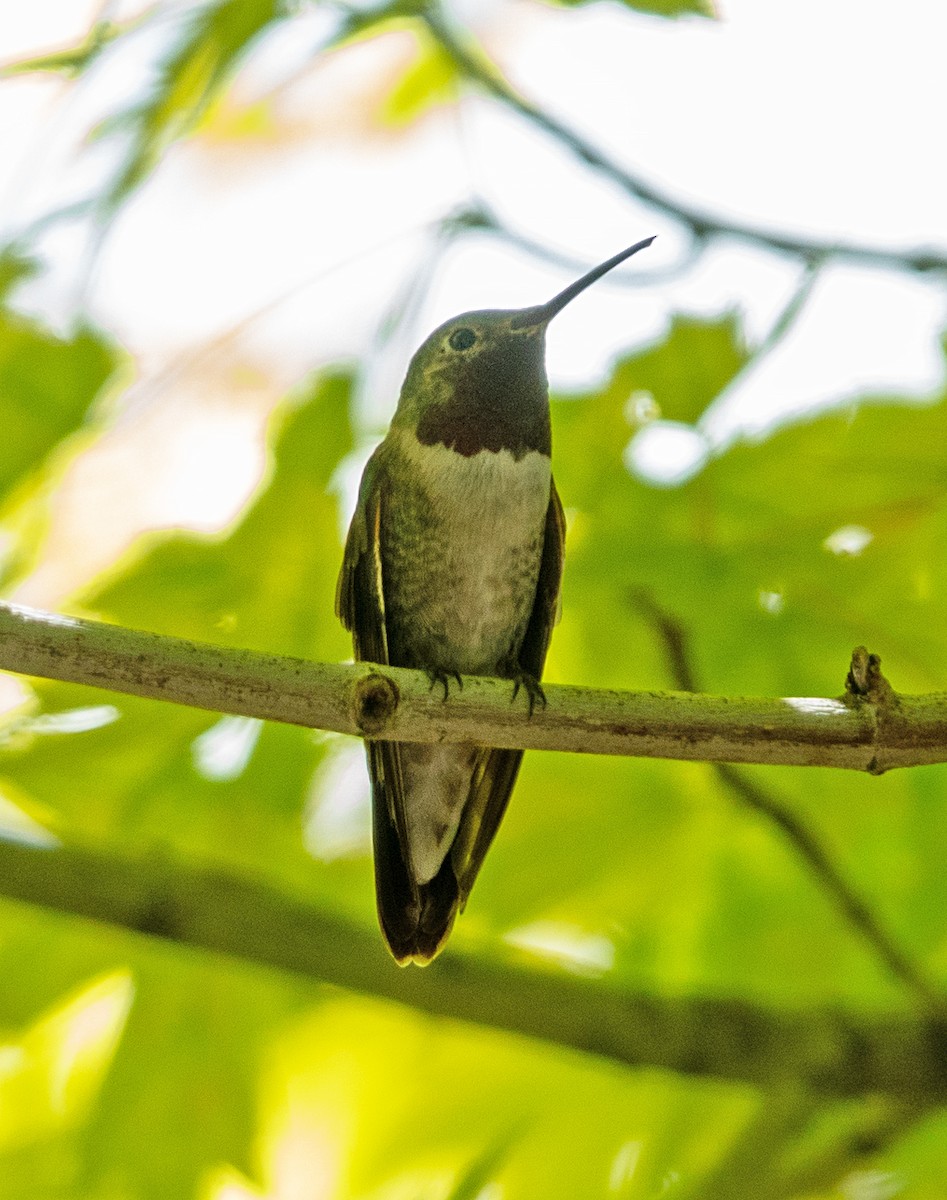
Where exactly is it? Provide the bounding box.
[394,430,552,675]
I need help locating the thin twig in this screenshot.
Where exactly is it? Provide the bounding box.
[717,763,946,1014]
[450,200,708,288]
[697,257,822,438]
[752,257,824,357]
[421,7,947,277]
[633,590,947,1017]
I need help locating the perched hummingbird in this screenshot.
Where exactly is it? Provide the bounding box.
[337,236,654,965]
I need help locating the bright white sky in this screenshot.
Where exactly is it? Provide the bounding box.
[0,0,945,592]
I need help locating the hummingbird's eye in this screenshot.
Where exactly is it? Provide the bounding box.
[448,327,477,352]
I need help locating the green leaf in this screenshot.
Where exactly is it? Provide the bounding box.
[0,969,131,1151]
[0,250,38,303]
[77,947,302,1200]
[83,371,353,660]
[546,0,717,19]
[0,20,123,78]
[245,995,761,1199]
[0,309,119,588]
[103,0,287,204]
[0,367,369,1192]
[0,371,364,898]
[487,322,947,1009]
[0,902,308,1200]
[379,28,461,126]
[2,300,946,1195]
[0,312,117,505]
[585,312,748,427]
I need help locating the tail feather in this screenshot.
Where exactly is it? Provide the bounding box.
[371,762,459,965]
[370,743,526,964]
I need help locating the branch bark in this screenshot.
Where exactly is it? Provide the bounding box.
[0,603,946,771]
[1,834,946,1103]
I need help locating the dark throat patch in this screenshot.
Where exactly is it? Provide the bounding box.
[416,337,551,460]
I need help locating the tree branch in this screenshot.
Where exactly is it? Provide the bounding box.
[446,199,708,289]
[420,7,947,276]
[1,603,946,771]
[1,834,946,1102]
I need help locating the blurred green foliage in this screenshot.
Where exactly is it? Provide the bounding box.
[1,305,946,1196]
[103,0,286,203]
[3,0,718,209]
[0,310,116,502]
[0,1,945,1198]
[552,0,717,17]
[0,306,119,588]
[378,26,462,126]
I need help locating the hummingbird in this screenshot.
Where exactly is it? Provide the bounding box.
[337,236,655,965]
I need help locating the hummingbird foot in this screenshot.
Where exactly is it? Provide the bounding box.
[425,667,463,701]
[509,669,546,717]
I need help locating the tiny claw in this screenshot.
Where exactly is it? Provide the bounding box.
[510,671,546,717]
[426,668,463,701]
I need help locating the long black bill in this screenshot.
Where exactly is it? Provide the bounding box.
[512,235,656,329]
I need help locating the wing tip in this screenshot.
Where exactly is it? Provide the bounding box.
[388,943,448,968]
[377,871,460,967]
[381,913,458,967]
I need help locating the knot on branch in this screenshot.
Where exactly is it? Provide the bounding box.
[845,647,900,775]
[352,670,399,737]
[846,646,897,709]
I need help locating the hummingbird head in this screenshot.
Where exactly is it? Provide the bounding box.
[392,235,655,461]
